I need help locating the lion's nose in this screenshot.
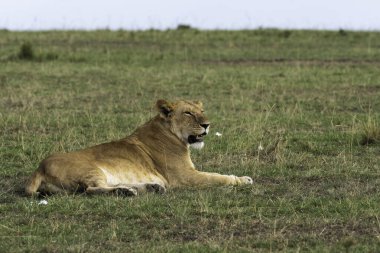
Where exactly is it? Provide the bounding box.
[201,123,210,130]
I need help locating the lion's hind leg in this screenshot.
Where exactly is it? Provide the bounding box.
[145,183,166,194]
[86,185,138,197]
[127,183,166,194]
[109,183,166,195]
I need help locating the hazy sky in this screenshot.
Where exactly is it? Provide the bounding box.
[1,0,379,31]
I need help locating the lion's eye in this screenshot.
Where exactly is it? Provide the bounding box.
[184,111,193,116]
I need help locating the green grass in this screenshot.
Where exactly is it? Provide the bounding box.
[1,29,380,252]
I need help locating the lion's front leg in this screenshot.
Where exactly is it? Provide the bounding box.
[183,170,253,187]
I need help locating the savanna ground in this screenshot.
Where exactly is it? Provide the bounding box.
[0,28,380,252]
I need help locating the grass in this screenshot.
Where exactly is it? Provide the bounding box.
[360,114,380,145]
[17,42,35,60]
[1,29,380,252]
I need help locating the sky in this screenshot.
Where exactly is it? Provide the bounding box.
[0,0,379,31]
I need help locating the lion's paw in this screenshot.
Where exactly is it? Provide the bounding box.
[146,183,166,194]
[239,176,253,185]
[113,187,138,197]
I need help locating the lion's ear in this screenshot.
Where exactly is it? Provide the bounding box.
[193,100,203,108]
[156,99,174,118]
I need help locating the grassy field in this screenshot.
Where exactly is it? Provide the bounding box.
[1,28,380,252]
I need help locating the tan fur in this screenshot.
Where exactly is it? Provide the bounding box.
[25,99,253,197]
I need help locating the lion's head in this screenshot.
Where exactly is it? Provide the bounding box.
[156,99,210,149]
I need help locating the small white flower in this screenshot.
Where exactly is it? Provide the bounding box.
[215,132,222,137]
[38,200,48,205]
[258,142,264,151]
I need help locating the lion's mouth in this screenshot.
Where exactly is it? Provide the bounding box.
[188,132,207,144]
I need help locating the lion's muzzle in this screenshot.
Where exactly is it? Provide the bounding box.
[188,131,207,144]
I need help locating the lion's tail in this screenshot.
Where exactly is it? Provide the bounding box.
[25,169,44,196]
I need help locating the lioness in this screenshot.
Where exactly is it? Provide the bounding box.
[25,99,253,196]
